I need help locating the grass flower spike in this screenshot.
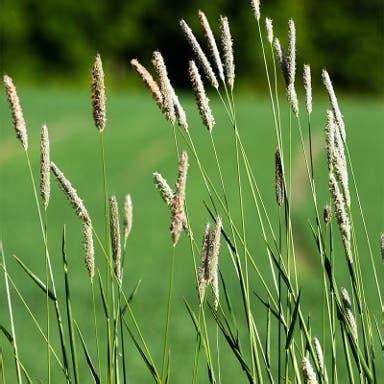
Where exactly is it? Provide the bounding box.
[91,54,106,132]
[220,15,235,90]
[124,194,133,241]
[109,195,122,281]
[40,124,50,209]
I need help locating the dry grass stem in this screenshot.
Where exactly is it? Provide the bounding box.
[50,162,91,224]
[303,64,312,114]
[152,51,176,123]
[40,124,50,209]
[131,58,163,110]
[123,194,133,242]
[3,75,28,150]
[179,19,219,89]
[171,151,189,245]
[91,54,106,132]
[83,222,95,280]
[198,10,224,82]
[189,60,215,131]
[220,15,235,89]
[109,195,121,280]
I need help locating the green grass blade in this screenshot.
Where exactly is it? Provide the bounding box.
[285,289,301,349]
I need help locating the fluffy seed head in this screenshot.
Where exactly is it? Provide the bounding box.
[329,172,352,261]
[171,87,188,130]
[322,69,346,141]
[313,337,328,383]
[153,172,174,207]
[323,205,331,225]
[207,217,222,282]
[287,19,296,85]
[152,51,176,123]
[179,19,219,89]
[109,195,122,281]
[40,124,50,209]
[124,194,133,241]
[198,10,224,82]
[131,58,163,110]
[83,222,95,280]
[51,162,90,224]
[265,18,273,44]
[302,357,318,384]
[250,0,260,21]
[189,60,215,131]
[220,16,235,90]
[303,64,312,114]
[198,223,211,302]
[287,83,299,116]
[3,75,28,150]
[340,287,358,339]
[171,151,189,245]
[275,148,284,206]
[91,54,106,131]
[273,38,289,87]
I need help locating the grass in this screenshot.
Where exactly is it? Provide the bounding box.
[0,84,383,382]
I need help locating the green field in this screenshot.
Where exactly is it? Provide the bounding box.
[0,87,383,382]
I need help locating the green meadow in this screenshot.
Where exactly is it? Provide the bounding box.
[0,87,383,382]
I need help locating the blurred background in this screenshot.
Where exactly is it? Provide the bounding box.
[1,0,383,93]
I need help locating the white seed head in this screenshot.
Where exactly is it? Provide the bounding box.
[322,69,346,141]
[340,287,358,339]
[273,38,289,87]
[153,172,174,207]
[287,19,296,85]
[250,0,260,21]
[220,15,235,90]
[40,124,50,209]
[83,222,95,280]
[198,223,211,302]
[287,83,299,116]
[171,151,189,245]
[302,357,318,384]
[198,10,224,82]
[3,75,28,150]
[152,51,176,123]
[329,173,352,261]
[313,337,328,383]
[189,60,215,132]
[265,18,274,44]
[180,19,219,89]
[91,54,106,132]
[109,195,121,281]
[170,86,188,130]
[131,58,163,110]
[124,194,133,241]
[51,162,91,224]
[303,64,312,114]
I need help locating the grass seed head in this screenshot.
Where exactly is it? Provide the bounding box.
[287,19,296,85]
[124,194,133,242]
[189,60,215,131]
[381,233,384,262]
[198,10,224,82]
[313,337,328,382]
[91,54,106,132]
[323,205,331,225]
[180,19,219,89]
[198,223,211,302]
[152,51,176,124]
[250,0,261,21]
[303,64,312,114]
[273,38,289,87]
[275,148,284,206]
[171,151,189,245]
[287,83,299,116]
[51,162,91,224]
[302,357,318,384]
[131,58,163,110]
[220,15,235,90]
[109,195,122,281]
[3,75,28,150]
[40,124,50,209]
[322,69,346,141]
[340,287,358,339]
[265,18,274,44]
[171,87,188,130]
[83,222,95,280]
[153,172,174,207]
